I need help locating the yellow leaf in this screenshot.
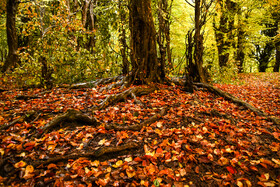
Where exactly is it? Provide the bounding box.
[272,158,280,165]
[156,122,163,128]
[14,161,27,168]
[263,182,275,187]
[106,167,112,173]
[0,148,4,156]
[85,167,90,174]
[264,173,270,180]
[98,139,106,145]
[23,165,34,179]
[91,160,100,167]
[124,157,133,162]
[47,144,56,152]
[113,160,123,168]
[126,166,135,178]
[26,165,34,173]
[237,181,243,187]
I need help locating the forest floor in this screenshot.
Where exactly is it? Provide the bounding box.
[0,72,280,187]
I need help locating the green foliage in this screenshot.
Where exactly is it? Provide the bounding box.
[0,16,7,65]
[10,0,123,87]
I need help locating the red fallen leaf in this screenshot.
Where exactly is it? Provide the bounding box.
[24,141,35,151]
[177,110,183,115]
[195,166,199,173]
[142,160,148,166]
[156,147,163,154]
[47,163,58,170]
[259,163,268,169]
[158,169,169,176]
[134,157,142,162]
[226,166,236,174]
[97,178,109,186]
[260,158,274,166]
[272,132,280,140]
[250,166,258,171]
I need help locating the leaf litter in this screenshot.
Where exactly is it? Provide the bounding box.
[0,73,279,186]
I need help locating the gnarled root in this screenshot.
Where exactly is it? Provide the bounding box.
[37,109,99,138]
[33,142,140,167]
[95,86,157,110]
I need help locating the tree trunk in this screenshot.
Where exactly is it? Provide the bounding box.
[157,0,172,77]
[236,27,245,73]
[2,0,18,73]
[213,0,237,71]
[274,43,280,72]
[118,0,129,75]
[129,0,162,84]
[193,0,207,83]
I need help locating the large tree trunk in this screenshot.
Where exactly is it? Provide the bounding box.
[2,0,18,73]
[129,0,162,84]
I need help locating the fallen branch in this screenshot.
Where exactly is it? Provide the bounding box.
[33,142,140,167]
[194,83,280,126]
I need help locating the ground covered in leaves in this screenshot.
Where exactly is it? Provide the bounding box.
[0,73,280,187]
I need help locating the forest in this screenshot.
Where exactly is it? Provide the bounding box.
[0,0,280,186]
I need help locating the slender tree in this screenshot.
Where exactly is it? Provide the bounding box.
[118,0,129,75]
[157,0,173,77]
[2,0,18,72]
[184,0,213,92]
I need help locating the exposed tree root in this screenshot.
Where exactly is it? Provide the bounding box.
[95,86,157,110]
[37,106,168,139]
[4,142,140,185]
[70,75,124,89]
[36,109,99,138]
[194,82,280,126]
[105,107,169,131]
[0,111,38,131]
[202,109,236,124]
[15,95,40,100]
[33,142,140,167]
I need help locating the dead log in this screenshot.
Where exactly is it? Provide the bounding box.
[33,142,140,167]
[37,109,99,138]
[194,83,280,126]
[95,86,157,110]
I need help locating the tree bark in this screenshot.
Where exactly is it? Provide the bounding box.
[2,0,18,72]
[213,0,237,71]
[118,0,129,75]
[129,0,162,84]
[236,10,245,73]
[193,0,207,83]
[274,43,280,72]
[157,0,172,78]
